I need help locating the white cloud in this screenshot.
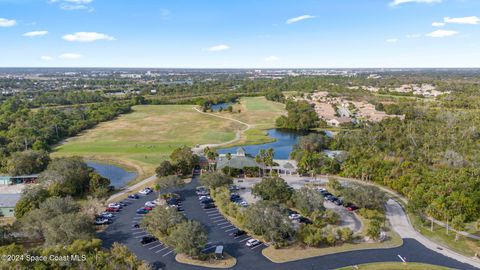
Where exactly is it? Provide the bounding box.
[265,56,280,62]
[286,15,315,24]
[62,32,115,42]
[432,22,445,27]
[406,33,421,38]
[390,0,441,6]
[426,29,458,37]
[206,44,230,52]
[23,30,48,37]
[40,56,53,61]
[49,0,94,11]
[386,38,399,43]
[59,53,82,59]
[444,16,480,25]
[0,18,16,27]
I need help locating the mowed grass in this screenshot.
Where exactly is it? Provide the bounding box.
[54,105,242,178]
[215,96,286,147]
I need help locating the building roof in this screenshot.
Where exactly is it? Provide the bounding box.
[216,155,260,170]
[0,193,21,208]
[236,147,246,156]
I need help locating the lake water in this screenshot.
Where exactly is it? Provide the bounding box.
[87,161,137,188]
[210,102,234,111]
[217,129,309,159]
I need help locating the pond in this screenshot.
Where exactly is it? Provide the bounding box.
[217,129,309,159]
[87,161,137,188]
[210,102,234,112]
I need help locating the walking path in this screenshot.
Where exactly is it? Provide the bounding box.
[107,174,157,202]
[191,107,252,152]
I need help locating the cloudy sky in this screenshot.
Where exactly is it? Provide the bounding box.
[0,0,479,68]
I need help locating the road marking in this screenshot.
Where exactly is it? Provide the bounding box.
[208,213,222,217]
[162,250,174,257]
[398,254,407,263]
[251,244,264,250]
[239,237,252,242]
[211,216,224,220]
[204,209,218,213]
[217,221,230,225]
[156,247,169,253]
[213,219,227,223]
[225,227,237,231]
[149,244,163,250]
[132,231,146,234]
[143,241,158,246]
[131,228,143,231]
[206,241,212,245]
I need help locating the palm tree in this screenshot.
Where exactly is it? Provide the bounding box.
[226,152,232,176]
[266,148,275,176]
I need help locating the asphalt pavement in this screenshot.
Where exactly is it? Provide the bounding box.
[99,176,479,270]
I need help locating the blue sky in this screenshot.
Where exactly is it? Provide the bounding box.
[0,0,479,68]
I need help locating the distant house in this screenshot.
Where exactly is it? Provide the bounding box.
[0,175,39,186]
[326,117,351,127]
[0,194,20,217]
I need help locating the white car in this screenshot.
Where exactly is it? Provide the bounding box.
[198,195,211,201]
[288,213,301,220]
[108,203,121,209]
[246,239,260,247]
[240,201,248,207]
[145,201,156,207]
[139,188,152,195]
[100,212,114,218]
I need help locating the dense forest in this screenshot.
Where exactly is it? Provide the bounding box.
[333,85,480,225]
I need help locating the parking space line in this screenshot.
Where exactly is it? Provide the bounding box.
[225,227,237,231]
[251,243,264,250]
[213,219,227,223]
[204,209,218,213]
[156,246,169,253]
[162,250,174,257]
[132,231,146,234]
[131,228,143,231]
[238,237,252,242]
[207,212,222,216]
[211,216,224,220]
[149,244,163,250]
[221,224,234,229]
[217,221,230,225]
[143,241,158,246]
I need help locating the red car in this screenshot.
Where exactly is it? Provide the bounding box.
[143,206,153,211]
[345,203,359,212]
[105,207,119,212]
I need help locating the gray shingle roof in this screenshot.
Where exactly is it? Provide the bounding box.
[0,194,21,208]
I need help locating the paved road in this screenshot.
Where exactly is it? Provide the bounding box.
[99,176,479,270]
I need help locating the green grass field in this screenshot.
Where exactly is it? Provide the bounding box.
[54,105,243,178]
[53,98,285,180]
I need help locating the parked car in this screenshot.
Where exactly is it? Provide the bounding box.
[198,195,211,201]
[228,185,240,191]
[233,230,246,237]
[345,203,359,211]
[200,197,214,204]
[239,201,248,207]
[108,203,121,209]
[100,212,113,218]
[143,206,153,211]
[139,188,153,195]
[140,236,157,244]
[145,201,156,208]
[332,198,342,205]
[119,201,129,207]
[202,203,216,209]
[136,208,149,214]
[289,213,301,220]
[298,217,312,224]
[105,207,119,212]
[128,194,140,199]
[246,239,260,247]
[94,218,111,225]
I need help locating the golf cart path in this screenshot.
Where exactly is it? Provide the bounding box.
[191,107,252,152]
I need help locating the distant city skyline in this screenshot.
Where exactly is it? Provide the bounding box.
[0,0,479,68]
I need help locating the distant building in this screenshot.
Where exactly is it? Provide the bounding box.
[0,175,39,186]
[216,147,259,170]
[0,194,20,217]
